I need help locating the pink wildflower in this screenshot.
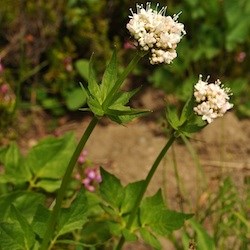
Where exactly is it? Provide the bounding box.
[77,150,88,165]
[82,167,102,192]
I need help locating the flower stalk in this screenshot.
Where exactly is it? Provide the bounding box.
[40,116,99,250]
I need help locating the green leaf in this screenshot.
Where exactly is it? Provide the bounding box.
[81,221,112,245]
[100,50,118,102]
[120,180,144,215]
[122,228,138,242]
[25,133,76,180]
[166,106,180,130]
[188,219,216,250]
[0,143,31,184]
[75,59,89,81]
[88,54,101,99]
[179,96,195,125]
[0,222,25,250]
[99,168,124,210]
[106,106,148,116]
[0,205,35,250]
[140,190,192,236]
[0,191,44,221]
[180,115,207,136]
[35,179,62,193]
[112,87,141,106]
[65,87,87,110]
[107,105,150,125]
[87,96,104,116]
[139,228,162,250]
[57,190,88,237]
[31,204,50,239]
[177,76,196,101]
[181,123,206,135]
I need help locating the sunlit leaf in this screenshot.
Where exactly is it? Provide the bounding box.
[139,228,161,250]
[140,190,192,235]
[120,180,144,215]
[99,168,124,210]
[100,50,118,102]
[25,133,76,180]
[57,190,88,237]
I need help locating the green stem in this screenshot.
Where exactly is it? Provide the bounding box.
[116,133,176,250]
[102,50,147,110]
[171,145,184,212]
[40,116,99,250]
[180,135,206,189]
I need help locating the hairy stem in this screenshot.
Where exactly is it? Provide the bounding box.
[116,133,176,250]
[40,116,99,250]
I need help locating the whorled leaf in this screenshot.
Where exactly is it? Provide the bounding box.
[80,50,149,124]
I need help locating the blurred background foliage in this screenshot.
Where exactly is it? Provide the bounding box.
[0,0,249,118]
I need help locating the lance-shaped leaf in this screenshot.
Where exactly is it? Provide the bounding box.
[112,87,141,106]
[88,54,100,98]
[107,107,150,124]
[140,190,192,236]
[166,106,181,130]
[179,95,195,125]
[100,50,118,102]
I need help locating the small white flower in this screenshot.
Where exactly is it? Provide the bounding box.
[193,75,233,123]
[127,2,185,64]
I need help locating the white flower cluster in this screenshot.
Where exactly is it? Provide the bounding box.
[127,2,185,64]
[193,75,233,123]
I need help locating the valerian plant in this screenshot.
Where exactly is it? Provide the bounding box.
[0,2,233,250]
